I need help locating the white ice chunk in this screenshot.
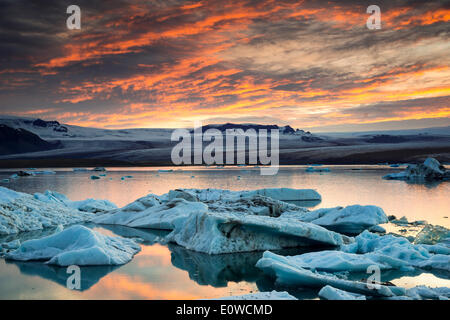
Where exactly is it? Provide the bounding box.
[93,198,208,230]
[256,251,405,297]
[34,190,117,213]
[6,225,140,266]
[0,187,93,235]
[319,285,366,300]
[296,205,388,234]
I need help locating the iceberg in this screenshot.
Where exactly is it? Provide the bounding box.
[342,231,450,272]
[166,210,348,254]
[216,291,297,300]
[318,285,366,300]
[161,188,321,203]
[256,251,405,297]
[383,157,449,181]
[293,205,388,235]
[305,167,330,173]
[0,187,93,235]
[93,198,208,230]
[33,190,117,213]
[413,224,450,245]
[6,225,140,266]
[242,188,321,202]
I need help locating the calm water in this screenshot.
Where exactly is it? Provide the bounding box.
[0,165,449,299]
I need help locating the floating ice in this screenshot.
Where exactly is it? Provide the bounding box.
[33,190,117,213]
[293,205,388,235]
[93,198,207,230]
[306,167,330,173]
[414,224,450,245]
[256,251,405,297]
[162,188,321,202]
[6,225,140,266]
[383,157,449,181]
[0,187,93,235]
[166,210,348,254]
[319,285,366,300]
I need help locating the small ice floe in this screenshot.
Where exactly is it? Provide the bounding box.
[92,167,107,172]
[90,175,100,180]
[9,174,19,179]
[383,157,449,182]
[0,187,94,235]
[305,167,330,173]
[413,224,450,245]
[319,285,366,300]
[34,190,117,213]
[120,175,133,180]
[289,205,388,235]
[73,168,89,172]
[215,291,297,300]
[158,169,173,173]
[6,225,140,266]
[2,179,9,183]
[16,171,34,177]
[31,170,56,175]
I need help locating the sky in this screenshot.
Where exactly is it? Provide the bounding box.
[0,0,449,132]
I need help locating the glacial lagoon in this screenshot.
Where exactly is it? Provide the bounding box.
[0,165,449,299]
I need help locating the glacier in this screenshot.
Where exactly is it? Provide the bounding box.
[6,225,140,266]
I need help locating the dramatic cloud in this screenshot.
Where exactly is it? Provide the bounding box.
[0,0,448,131]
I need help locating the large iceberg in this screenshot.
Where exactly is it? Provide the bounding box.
[161,188,321,203]
[291,205,388,235]
[6,225,140,266]
[33,190,117,213]
[165,210,349,254]
[383,157,449,181]
[0,187,94,235]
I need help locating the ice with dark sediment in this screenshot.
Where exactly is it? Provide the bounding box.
[383,157,449,181]
[0,187,94,235]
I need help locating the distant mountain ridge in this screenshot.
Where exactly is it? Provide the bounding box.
[0,124,61,156]
[0,115,448,166]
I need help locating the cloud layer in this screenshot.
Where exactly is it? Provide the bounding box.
[0,0,449,131]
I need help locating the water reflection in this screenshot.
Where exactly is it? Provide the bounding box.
[6,260,120,291]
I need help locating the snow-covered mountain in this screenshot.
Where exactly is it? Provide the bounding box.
[0,115,449,166]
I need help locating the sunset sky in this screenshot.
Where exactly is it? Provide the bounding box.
[0,0,449,132]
